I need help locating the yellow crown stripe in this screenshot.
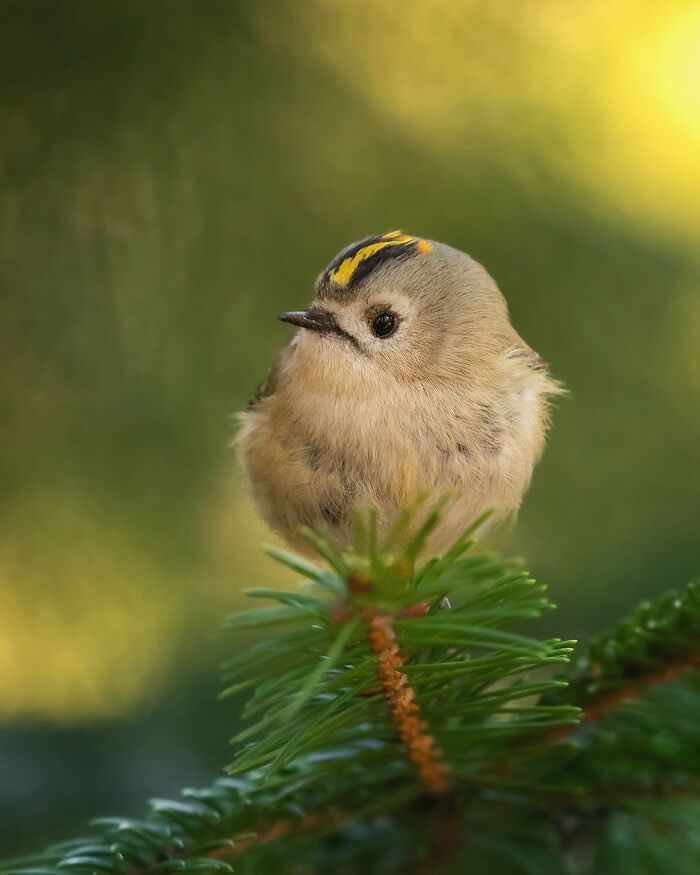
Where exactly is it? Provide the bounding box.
[330,235,417,286]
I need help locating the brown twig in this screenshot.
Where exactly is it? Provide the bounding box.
[205,588,451,865]
[545,654,700,743]
[400,795,464,875]
[590,780,700,802]
[132,647,700,873]
[207,810,346,860]
[366,610,452,795]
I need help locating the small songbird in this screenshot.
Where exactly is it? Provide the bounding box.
[237,232,561,555]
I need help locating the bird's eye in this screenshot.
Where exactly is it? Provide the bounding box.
[371,312,397,338]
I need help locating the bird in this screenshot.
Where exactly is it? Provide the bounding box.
[236,231,562,556]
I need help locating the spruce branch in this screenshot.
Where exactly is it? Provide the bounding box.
[544,579,700,741]
[546,653,700,742]
[222,508,577,790]
[3,506,700,875]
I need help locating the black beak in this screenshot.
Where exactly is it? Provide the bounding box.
[278,308,336,333]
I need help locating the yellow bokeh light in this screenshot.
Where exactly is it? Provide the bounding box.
[565,3,700,244]
[270,0,700,245]
[0,493,180,721]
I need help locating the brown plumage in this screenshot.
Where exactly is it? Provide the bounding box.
[237,232,562,555]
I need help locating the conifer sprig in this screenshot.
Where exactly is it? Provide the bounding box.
[548,578,700,735]
[3,506,700,875]
[222,508,578,786]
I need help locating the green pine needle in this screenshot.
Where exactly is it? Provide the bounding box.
[4,501,700,875]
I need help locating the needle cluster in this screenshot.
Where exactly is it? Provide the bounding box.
[3,504,700,875]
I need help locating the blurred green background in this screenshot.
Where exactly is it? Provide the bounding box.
[2,0,699,854]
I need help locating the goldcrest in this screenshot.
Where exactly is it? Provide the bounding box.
[237,232,561,555]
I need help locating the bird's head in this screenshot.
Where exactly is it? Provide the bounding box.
[279,231,532,396]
